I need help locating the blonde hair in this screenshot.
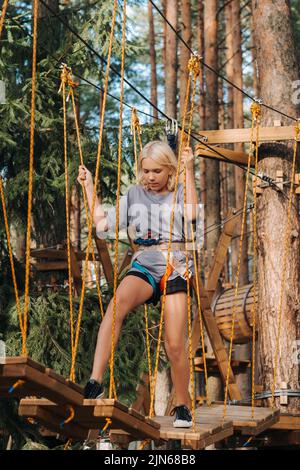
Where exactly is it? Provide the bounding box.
[137,140,178,191]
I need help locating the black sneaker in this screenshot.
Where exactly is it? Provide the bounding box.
[84,379,104,399]
[170,405,192,428]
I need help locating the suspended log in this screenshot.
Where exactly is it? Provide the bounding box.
[212,284,257,344]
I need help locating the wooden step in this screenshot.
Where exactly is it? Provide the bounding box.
[19,398,160,441]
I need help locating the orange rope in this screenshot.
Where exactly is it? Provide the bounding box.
[109,0,127,399]
[0,177,25,343]
[0,0,9,39]
[22,0,39,355]
[70,0,118,385]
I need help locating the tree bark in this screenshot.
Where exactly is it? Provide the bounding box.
[204,0,221,267]
[252,0,300,412]
[165,0,178,119]
[148,2,158,120]
[197,0,205,131]
[204,0,222,402]
[179,0,191,119]
[232,0,248,285]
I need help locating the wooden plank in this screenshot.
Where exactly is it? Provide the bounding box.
[19,402,92,440]
[35,262,69,271]
[206,208,238,294]
[19,398,160,441]
[196,144,252,166]
[153,414,233,449]
[93,233,113,286]
[193,279,242,400]
[69,243,82,294]
[31,247,100,262]
[0,358,83,405]
[271,414,300,430]
[194,404,280,436]
[195,126,297,145]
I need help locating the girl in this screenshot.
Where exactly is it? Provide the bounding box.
[77,141,198,428]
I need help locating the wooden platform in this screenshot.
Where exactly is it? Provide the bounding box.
[153,414,233,450]
[0,357,83,406]
[18,398,161,441]
[194,404,280,436]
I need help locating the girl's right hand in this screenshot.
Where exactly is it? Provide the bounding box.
[77,165,93,188]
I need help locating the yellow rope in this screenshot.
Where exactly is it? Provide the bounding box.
[60,67,76,379]
[109,0,127,399]
[60,405,75,428]
[67,69,105,321]
[101,417,112,434]
[131,107,142,178]
[138,439,151,450]
[69,0,118,385]
[0,0,9,39]
[64,438,72,450]
[22,0,39,355]
[130,108,155,409]
[271,120,300,408]
[148,55,200,425]
[0,177,25,343]
[185,54,209,406]
[144,304,153,394]
[181,54,203,431]
[222,102,260,422]
[251,103,261,418]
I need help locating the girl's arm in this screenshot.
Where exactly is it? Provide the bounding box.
[77,165,108,232]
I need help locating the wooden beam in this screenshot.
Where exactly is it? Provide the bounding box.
[69,244,82,295]
[206,208,238,294]
[192,277,242,401]
[93,232,113,286]
[195,144,252,166]
[196,125,297,144]
[31,247,100,262]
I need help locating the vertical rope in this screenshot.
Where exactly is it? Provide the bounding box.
[0,177,25,343]
[222,102,260,422]
[69,84,105,321]
[0,0,9,39]
[148,54,199,419]
[70,0,118,384]
[22,0,39,355]
[271,120,300,408]
[109,0,127,399]
[251,104,261,417]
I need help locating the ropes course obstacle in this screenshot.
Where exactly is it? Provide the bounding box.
[3,0,300,449]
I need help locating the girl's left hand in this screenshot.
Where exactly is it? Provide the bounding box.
[181,147,194,171]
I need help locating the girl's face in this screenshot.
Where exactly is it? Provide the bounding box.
[141,157,171,193]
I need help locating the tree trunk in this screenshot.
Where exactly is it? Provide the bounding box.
[232,0,248,285]
[204,0,222,402]
[197,0,205,131]
[148,2,158,121]
[252,0,300,412]
[179,0,191,119]
[204,0,221,267]
[165,0,178,119]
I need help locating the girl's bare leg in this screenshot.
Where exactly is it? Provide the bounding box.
[164,292,191,408]
[91,275,153,383]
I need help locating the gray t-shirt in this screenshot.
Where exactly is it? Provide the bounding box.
[97,183,194,282]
